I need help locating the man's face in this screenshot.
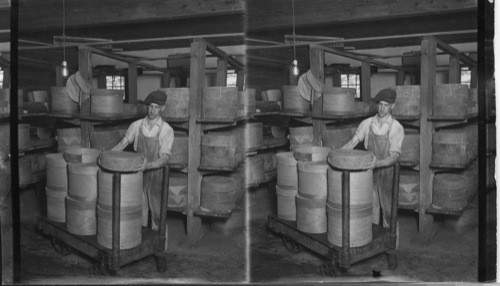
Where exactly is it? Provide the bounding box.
[148,103,162,120]
[377,101,394,118]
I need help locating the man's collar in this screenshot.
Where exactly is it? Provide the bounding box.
[143,116,162,128]
[375,114,393,125]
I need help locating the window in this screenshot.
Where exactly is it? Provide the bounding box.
[0,69,3,88]
[341,73,360,98]
[460,67,471,87]
[106,75,125,90]
[227,70,238,87]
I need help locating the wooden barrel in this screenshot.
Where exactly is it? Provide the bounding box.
[328,149,374,170]
[202,87,238,119]
[25,153,47,173]
[168,172,187,208]
[433,84,469,117]
[276,152,298,188]
[56,128,81,152]
[468,88,478,115]
[262,89,282,102]
[294,146,331,162]
[260,152,277,173]
[46,153,68,191]
[201,131,242,168]
[46,186,67,223]
[288,126,314,151]
[19,157,33,185]
[243,156,266,187]
[90,128,121,150]
[28,90,48,104]
[295,194,327,233]
[487,123,495,152]
[200,175,239,211]
[400,129,420,163]
[297,161,328,199]
[393,85,420,117]
[170,131,188,166]
[283,85,309,112]
[99,151,145,172]
[327,168,373,207]
[96,204,142,249]
[432,126,476,165]
[18,123,30,150]
[432,170,475,210]
[66,196,97,235]
[322,87,355,114]
[64,148,102,164]
[238,89,256,116]
[276,185,298,221]
[322,124,356,148]
[0,124,9,157]
[271,126,287,138]
[68,162,99,201]
[90,89,124,117]
[327,201,372,247]
[160,88,189,119]
[97,169,143,211]
[0,89,9,103]
[243,122,264,150]
[399,170,419,206]
[51,87,78,115]
[36,127,52,140]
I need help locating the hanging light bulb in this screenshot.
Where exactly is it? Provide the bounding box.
[61,60,69,77]
[60,0,69,78]
[291,0,299,77]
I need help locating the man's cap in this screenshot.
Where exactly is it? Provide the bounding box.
[144,90,167,105]
[373,88,396,104]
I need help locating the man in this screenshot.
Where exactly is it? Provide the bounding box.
[112,90,174,232]
[341,88,404,231]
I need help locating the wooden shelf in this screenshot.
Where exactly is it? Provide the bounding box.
[428,114,475,121]
[430,155,478,170]
[245,137,288,155]
[167,205,187,213]
[194,188,245,219]
[198,159,244,172]
[280,110,312,117]
[197,117,238,124]
[312,111,373,120]
[252,111,281,117]
[47,113,80,119]
[168,162,188,170]
[20,112,48,118]
[399,160,419,168]
[79,114,141,121]
[398,203,419,211]
[393,115,420,121]
[19,139,56,154]
[163,117,189,123]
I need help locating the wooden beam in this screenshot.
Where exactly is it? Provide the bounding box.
[127,62,138,103]
[78,46,93,148]
[396,70,406,85]
[428,36,477,67]
[200,39,244,70]
[216,58,228,86]
[418,37,436,239]
[332,72,341,87]
[236,70,244,91]
[19,0,244,31]
[361,62,371,102]
[161,72,171,88]
[247,0,476,31]
[187,39,205,239]
[317,44,404,71]
[97,74,106,89]
[448,56,461,84]
[309,46,325,146]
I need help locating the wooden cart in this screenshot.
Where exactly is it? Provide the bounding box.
[38,164,170,275]
[268,163,400,276]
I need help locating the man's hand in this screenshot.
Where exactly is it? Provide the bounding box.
[365,154,377,169]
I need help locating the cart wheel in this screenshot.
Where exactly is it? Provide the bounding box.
[156,255,167,273]
[282,236,302,254]
[51,237,72,256]
[387,252,398,270]
[320,260,341,277]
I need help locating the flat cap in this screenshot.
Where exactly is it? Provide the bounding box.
[144,90,167,105]
[373,88,396,104]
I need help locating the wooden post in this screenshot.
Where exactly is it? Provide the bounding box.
[236,70,245,91]
[448,56,461,84]
[216,58,228,86]
[97,74,106,89]
[309,45,325,146]
[187,39,205,239]
[396,70,406,86]
[78,46,93,148]
[418,37,436,240]
[161,72,171,88]
[55,66,64,87]
[361,62,371,102]
[128,62,138,103]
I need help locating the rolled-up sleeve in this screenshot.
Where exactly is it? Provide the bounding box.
[159,123,175,156]
[353,117,371,147]
[389,122,404,154]
[124,120,141,149]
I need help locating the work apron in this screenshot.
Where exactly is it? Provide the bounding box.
[367,121,394,228]
[137,128,163,231]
